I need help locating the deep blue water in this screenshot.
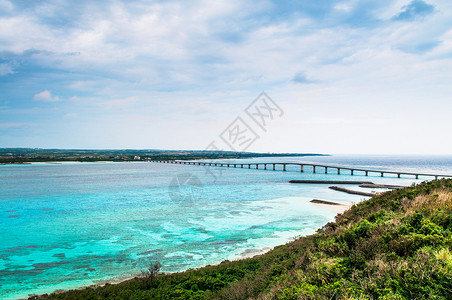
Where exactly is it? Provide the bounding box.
[1,155,452,299]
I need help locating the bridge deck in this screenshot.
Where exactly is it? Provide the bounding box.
[151,160,452,179]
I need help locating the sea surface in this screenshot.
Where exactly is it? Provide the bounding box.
[1,155,452,299]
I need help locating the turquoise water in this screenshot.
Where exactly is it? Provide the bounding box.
[1,155,452,299]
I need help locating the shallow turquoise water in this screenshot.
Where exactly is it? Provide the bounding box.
[1,155,452,299]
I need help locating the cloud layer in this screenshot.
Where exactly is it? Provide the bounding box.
[0,0,451,154]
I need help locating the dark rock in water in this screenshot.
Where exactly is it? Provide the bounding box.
[33,261,64,271]
[290,180,373,184]
[329,186,375,197]
[8,215,20,218]
[52,253,66,258]
[359,183,407,189]
[310,199,342,205]
[195,227,210,234]
[138,249,163,256]
[213,240,239,245]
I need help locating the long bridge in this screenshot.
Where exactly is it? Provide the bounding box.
[151,160,452,180]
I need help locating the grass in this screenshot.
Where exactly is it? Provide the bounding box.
[39,179,452,299]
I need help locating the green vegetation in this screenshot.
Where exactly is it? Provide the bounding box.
[38,180,452,299]
[0,148,324,164]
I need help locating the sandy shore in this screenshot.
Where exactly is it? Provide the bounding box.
[313,202,351,213]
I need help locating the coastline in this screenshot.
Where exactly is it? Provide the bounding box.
[21,199,352,299]
[311,201,351,214]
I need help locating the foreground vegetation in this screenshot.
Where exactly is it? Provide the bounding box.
[0,148,323,164]
[40,179,452,299]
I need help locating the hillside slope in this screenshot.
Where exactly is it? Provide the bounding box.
[42,179,452,299]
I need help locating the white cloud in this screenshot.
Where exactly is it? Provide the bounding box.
[104,96,137,108]
[33,90,60,102]
[0,123,22,128]
[1,1,452,153]
[0,63,14,75]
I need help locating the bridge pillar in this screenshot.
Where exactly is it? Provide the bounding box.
[381,172,384,177]
[313,166,316,173]
[325,167,328,174]
[397,173,401,178]
[300,165,303,172]
[365,171,368,176]
[415,175,419,179]
[234,164,236,168]
[337,168,340,175]
[241,164,243,168]
[273,164,276,170]
[435,176,438,180]
[248,164,251,169]
[351,170,354,176]
[264,164,267,170]
[283,164,286,171]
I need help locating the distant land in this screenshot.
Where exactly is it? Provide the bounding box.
[0,148,328,164]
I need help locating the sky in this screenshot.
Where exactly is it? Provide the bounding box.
[0,0,451,154]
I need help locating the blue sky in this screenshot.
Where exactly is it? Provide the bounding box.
[1,0,451,154]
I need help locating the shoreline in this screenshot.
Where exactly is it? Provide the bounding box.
[311,200,352,214]
[20,199,352,299]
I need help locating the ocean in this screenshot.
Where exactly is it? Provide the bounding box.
[1,155,452,299]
